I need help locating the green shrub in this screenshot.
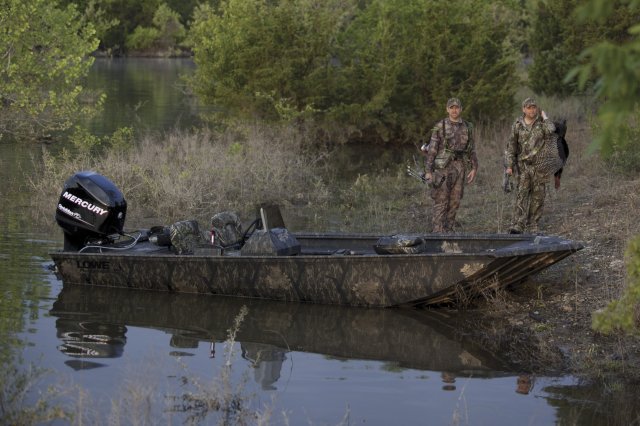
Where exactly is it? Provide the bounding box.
[528,0,640,98]
[126,26,161,51]
[125,4,185,52]
[0,0,99,138]
[599,118,640,174]
[593,236,640,334]
[152,3,186,49]
[188,0,519,144]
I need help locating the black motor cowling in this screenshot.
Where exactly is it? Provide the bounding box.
[55,171,127,251]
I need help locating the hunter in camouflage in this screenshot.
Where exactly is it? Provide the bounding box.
[423,98,478,233]
[504,98,556,234]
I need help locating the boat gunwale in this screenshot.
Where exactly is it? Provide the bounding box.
[49,232,584,260]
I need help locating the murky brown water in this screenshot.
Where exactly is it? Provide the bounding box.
[1,59,637,425]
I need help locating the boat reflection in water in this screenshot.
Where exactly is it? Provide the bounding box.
[241,342,287,390]
[50,285,518,381]
[55,319,126,370]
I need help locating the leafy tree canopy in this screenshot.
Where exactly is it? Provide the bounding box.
[529,0,640,98]
[0,0,100,139]
[565,0,640,153]
[60,0,203,54]
[188,0,520,144]
[126,3,186,54]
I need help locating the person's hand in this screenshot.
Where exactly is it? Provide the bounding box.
[506,167,513,175]
[425,172,433,182]
[541,110,548,120]
[467,169,477,184]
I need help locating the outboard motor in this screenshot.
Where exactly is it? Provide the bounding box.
[55,171,127,251]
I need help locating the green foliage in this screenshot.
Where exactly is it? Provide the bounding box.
[188,0,519,144]
[529,0,640,97]
[127,26,161,51]
[594,109,640,174]
[188,0,356,123]
[60,0,200,54]
[153,3,186,48]
[593,236,640,334]
[126,4,186,53]
[68,125,134,154]
[80,0,119,48]
[69,125,101,152]
[95,0,161,53]
[564,0,640,156]
[333,0,519,140]
[528,0,579,96]
[108,126,135,152]
[0,0,100,138]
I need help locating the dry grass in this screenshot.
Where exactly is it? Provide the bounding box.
[30,123,330,229]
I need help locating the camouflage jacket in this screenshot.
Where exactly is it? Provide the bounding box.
[424,118,478,173]
[505,115,556,169]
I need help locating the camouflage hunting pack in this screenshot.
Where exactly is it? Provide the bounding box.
[211,211,243,248]
[169,220,203,254]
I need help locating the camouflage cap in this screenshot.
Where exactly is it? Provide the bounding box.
[446,97,461,108]
[522,97,537,108]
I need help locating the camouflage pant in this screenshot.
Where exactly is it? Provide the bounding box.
[430,160,466,233]
[512,162,546,233]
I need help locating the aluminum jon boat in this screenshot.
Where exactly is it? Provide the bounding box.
[50,171,583,308]
[51,231,583,308]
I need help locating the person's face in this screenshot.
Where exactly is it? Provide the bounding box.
[447,105,461,121]
[523,104,538,120]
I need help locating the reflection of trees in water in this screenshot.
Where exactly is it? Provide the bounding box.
[241,342,287,390]
[55,319,126,359]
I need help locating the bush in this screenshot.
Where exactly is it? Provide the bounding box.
[126,26,160,51]
[125,4,185,53]
[593,236,640,334]
[0,0,99,138]
[529,0,640,98]
[598,115,640,174]
[188,0,519,144]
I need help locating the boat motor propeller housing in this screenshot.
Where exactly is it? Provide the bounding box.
[55,171,127,251]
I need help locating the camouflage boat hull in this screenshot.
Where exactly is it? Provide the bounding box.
[50,232,583,307]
